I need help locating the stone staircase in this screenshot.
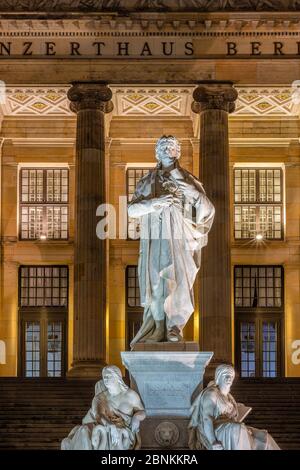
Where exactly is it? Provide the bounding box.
[0,378,95,450]
[232,379,300,450]
[0,378,299,450]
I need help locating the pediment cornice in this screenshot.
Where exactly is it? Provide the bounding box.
[0,1,300,16]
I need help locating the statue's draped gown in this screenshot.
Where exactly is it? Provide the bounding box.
[128,163,215,346]
[61,380,140,450]
[189,383,280,450]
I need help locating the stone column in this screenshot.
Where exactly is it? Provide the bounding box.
[192,82,238,364]
[67,82,113,378]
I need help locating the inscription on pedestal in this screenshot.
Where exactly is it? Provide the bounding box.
[145,382,190,410]
[122,351,213,417]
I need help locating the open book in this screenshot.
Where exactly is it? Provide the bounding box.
[237,403,252,423]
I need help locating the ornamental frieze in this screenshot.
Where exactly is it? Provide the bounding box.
[0,0,300,12]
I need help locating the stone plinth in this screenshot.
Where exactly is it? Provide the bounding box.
[132,342,199,352]
[121,349,213,417]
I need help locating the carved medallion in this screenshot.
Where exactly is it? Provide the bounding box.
[154,422,180,448]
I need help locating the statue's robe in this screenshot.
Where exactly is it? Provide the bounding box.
[128,163,215,346]
[61,380,141,450]
[189,383,280,450]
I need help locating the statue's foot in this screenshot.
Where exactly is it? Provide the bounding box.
[167,326,183,343]
[145,322,165,343]
[145,330,165,343]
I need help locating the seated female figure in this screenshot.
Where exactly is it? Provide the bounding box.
[61,365,145,450]
[189,364,280,451]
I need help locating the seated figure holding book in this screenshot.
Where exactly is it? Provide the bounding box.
[189,364,280,451]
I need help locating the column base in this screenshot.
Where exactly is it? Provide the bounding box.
[67,361,107,379]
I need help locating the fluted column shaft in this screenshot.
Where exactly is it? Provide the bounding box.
[193,83,238,364]
[67,82,113,377]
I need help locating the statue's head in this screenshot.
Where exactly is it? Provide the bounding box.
[102,365,128,396]
[215,364,235,395]
[155,135,181,167]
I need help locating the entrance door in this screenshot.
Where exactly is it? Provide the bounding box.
[236,315,282,378]
[234,265,284,378]
[19,265,68,377]
[20,312,67,377]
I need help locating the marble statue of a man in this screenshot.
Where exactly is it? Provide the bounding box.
[128,135,215,345]
[189,364,280,451]
[61,365,146,450]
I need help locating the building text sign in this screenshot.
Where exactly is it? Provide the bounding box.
[1,36,300,59]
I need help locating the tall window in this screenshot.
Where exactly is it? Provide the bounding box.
[20,266,68,307]
[127,168,151,240]
[234,265,284,379]
[234,168,283,240]
[126,266,142,349]
[19,265,68,378]
[127,266,141,307]
[234,266,283,308]
[20,168,69,240]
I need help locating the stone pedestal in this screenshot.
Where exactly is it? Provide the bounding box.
[121,346,213,449]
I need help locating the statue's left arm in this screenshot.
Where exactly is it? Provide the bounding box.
[128,390,146,433]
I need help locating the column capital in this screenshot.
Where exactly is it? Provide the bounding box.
[68,82,113,114]
[192,83,238,114]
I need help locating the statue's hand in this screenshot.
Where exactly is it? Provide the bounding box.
[152,194,174,211]
[131,416,140,434]
[211,441,224,451]
[110,425,120,446]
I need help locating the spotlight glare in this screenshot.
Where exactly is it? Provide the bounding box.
[40,234,47,240]
[256,233,263,241]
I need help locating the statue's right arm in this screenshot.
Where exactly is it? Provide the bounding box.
[128,193,173,218]
[128,196,157,218]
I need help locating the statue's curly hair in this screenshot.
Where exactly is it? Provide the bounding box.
[155,135,181,161]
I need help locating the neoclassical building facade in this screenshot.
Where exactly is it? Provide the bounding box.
[0,0,299,380]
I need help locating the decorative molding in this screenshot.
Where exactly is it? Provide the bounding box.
[1,87,72,116]
[10,137,75,147]
[112,87,193,116]
[1,18,300,33]
[229,137,297,146]
[1,18,300,32]
[0,1,299,13]
[235,87,298,116]
[0,85,299,118]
